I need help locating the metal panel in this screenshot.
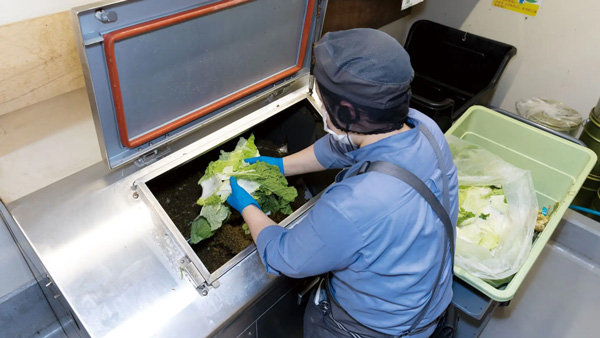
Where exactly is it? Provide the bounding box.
[551,210,600,264]
[112,0,308,144]
[1,202,87,338]
[482,221,600,338]
[71,0,325,169]
[6,78,315,337]
[0,207,34,300]
[0,282,66,338]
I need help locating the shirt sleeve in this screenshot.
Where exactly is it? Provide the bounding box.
[313,135,355,169]
[255,184,363,278]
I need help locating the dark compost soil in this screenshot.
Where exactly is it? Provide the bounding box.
[147,138,308,273]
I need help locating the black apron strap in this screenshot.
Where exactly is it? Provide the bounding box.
[418,124,450,213]
[335,123,454,335]
[348,161,454,256]
[345,160,454,334]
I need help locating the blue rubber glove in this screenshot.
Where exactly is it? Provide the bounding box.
[227,177,260,213]
[245,156,284,175]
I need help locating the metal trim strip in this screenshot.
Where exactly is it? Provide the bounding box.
[103,0,315,148]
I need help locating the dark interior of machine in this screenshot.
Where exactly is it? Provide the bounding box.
[147,99,338,273]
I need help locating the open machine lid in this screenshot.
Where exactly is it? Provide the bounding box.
[72,0,323,169]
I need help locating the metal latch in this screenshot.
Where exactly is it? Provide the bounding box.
[134,146,171,168]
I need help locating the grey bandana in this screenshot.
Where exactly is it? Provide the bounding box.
[313,28,414,110]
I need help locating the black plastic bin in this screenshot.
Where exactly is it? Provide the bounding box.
[404,20,517,131]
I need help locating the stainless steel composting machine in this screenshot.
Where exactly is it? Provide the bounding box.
[2,0,334,337]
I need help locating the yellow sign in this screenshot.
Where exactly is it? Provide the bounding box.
[492,0,542,17]
[402,0,424,10]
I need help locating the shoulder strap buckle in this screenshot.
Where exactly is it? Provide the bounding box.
[357,161,371,175]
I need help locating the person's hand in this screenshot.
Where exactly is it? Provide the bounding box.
[245,156,284,175]
[227,177,261,213]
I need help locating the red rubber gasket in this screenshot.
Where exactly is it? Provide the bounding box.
[104,0,315,148]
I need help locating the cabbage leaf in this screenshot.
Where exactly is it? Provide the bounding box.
[457,185,507,251]
[190,135,297,244]
[190,217,213,243]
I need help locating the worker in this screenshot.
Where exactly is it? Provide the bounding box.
[227,28,459,338]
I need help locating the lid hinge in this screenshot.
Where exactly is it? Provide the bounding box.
[178,256,220,296]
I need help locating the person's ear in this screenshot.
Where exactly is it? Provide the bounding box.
[338,100,357,124]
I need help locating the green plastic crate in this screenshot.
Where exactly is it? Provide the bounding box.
[446,106,597,301]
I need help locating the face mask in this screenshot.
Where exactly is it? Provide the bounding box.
[312,92,358,148]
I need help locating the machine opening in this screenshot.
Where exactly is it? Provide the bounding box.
[147,99,337,273]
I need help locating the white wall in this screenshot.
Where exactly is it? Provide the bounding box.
[0,0,94,25]
[380,0,600,118]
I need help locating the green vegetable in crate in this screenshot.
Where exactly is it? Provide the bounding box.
[190,135,297,244]
[457,185,508,251]
[447,135,538,281]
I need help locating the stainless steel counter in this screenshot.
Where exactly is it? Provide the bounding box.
[5,76,315,338]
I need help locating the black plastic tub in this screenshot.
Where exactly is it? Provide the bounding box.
[405,20,517,132]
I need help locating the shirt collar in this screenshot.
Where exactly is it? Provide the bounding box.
[343,117,421,163]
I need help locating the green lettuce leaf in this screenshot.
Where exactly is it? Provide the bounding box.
[191,135,297,243]
[199,135,259,183]
[458,207,476,226]
[456,185,508,251]
[255,189,294,215]
[197,193,222,206]
[190,217,214,244]
[232,161,298,203]
[200,203,231,231]
[242,223,251,235]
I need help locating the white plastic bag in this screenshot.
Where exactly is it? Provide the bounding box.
[448,135,538,280]
[516,97,582,133]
